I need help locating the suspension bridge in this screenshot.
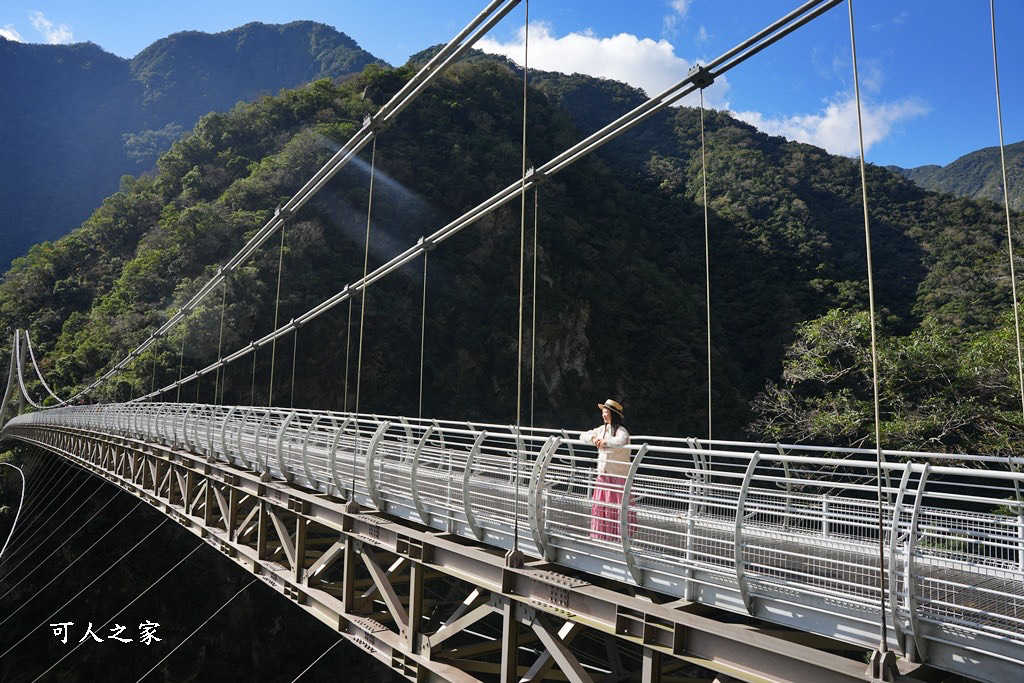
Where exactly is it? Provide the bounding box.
[1,1,1022,681]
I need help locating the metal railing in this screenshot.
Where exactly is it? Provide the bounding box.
[8,402,1024,670]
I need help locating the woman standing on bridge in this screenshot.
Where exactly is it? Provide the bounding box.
[580,399,636,541]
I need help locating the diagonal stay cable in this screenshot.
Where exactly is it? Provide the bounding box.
[0,463,26,562]
[0,482,118,600]
[2,462,83,555]
[0,514,165,660]
[31,541,206,683]
[135,578,257,683]
[289,639,344,683]
[0,500,145,633]
[0,473,100,573]
[34,0,523,406]
[132,0,845,404]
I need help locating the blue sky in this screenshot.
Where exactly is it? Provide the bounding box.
[2,1,1021,167]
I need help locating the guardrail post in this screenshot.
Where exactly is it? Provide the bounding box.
[527,436,560,562]
[620,443,649,585]
[411,424,435,525]
[903,463,931,663]
[735,450,761,615]
[275,411,297,481]
[363,421,391,510]
[462,431,488,541]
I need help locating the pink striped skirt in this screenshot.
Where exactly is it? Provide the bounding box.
[590,474,638,541]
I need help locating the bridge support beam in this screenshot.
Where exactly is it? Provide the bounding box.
[499,597,519,683]
[6,423,952,683]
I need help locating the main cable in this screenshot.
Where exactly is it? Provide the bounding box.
[131,0,845,405]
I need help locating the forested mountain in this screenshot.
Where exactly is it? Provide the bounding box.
[889,139,1024,212]
[0,52,1020,451]
[0,22,381,270]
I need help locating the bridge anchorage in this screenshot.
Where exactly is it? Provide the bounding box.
[4,399,1024,682]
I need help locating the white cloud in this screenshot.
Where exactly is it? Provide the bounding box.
[696,25,710,45]
[733,95,928,156]
[663,0,691,35]
[0,24,22,41]
[871,11,908,32]
[29,10,73,44]
[477,22,730,109]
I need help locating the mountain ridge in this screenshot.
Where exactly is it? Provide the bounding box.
[0,22,383,270]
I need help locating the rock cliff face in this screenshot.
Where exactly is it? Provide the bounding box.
[0,22,382,269]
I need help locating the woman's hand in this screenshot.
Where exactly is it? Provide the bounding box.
[595,438,605,448]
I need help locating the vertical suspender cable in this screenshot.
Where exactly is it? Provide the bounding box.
[512,0,529,554]
[176,328,186,403]
[214,279,227,405]
[355,138,378,415]
[700,89,713,442]
[150,356,157,396]
[251,349,257,406]
[418,251,428,419]
[268,224,288,407]
[344,300,353,412]
[848,0,889,653]
[530,187,539,428]
[290,329,298,409]
[991,0,1024,424]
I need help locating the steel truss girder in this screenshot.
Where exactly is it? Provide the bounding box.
[5,424,934,683]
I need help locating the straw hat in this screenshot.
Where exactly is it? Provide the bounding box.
[597,399,624,416]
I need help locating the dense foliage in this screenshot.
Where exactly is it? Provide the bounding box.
[0,23,381,269]
[1,52,1021,446]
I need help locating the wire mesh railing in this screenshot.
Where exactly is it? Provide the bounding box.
[7,401,1024,666]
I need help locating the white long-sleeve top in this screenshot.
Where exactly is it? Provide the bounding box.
[579,424,631,477]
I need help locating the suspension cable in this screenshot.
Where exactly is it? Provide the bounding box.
[3,458,77,549]
[847,0,889,654]
[419,251,428,419]
[57,1,524,405]
[23,331,68,406]
[131,0,845,405]
[990,0,1024,425]
[355,138,378,415]
[269,224,288,407]
[214,278,228,405]
[0,462,26,562]
[512,0,530,555]
[700,89,713,442]
[135,579,258,683]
